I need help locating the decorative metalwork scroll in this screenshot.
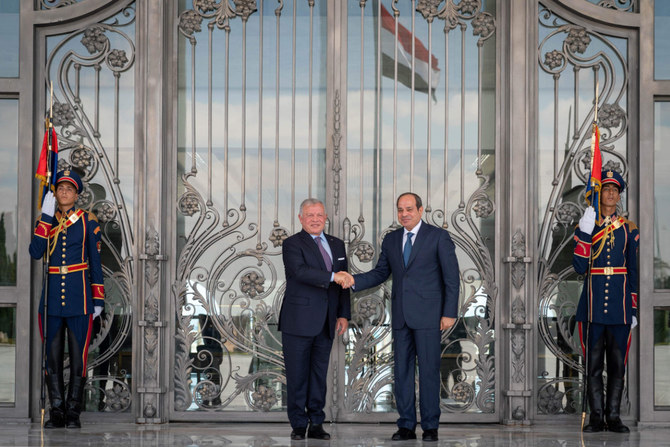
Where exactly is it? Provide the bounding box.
[44,3,136,412]
[172,175,287,412]
[40,0,82,10]
[588,0,636,13]
[174,0,306,414]
[536,2,630,415]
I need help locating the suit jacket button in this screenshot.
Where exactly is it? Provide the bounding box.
[604,309,608,314]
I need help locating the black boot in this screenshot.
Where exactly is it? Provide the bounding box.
[65,377,86,428]
[583,376,606,433]
[44,373,66,429]
[606,377,630,433]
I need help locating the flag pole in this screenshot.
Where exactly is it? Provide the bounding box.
[40,82,54,428]
[581,77,599,432]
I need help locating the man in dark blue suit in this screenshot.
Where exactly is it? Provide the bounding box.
[341,192,460,442]
[279,198,351,440]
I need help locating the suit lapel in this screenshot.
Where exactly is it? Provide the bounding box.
[299,230,327,271]
[405,222,428,268]
[394,228,406,270]
[326,234,339,258]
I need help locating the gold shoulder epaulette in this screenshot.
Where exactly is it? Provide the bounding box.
[85,210,99,223]
[623,218,638,231]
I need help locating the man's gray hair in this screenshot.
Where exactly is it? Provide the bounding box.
[299,198,325,216]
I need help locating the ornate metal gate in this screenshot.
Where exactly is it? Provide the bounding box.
[38,0,136,416]
[21,0,653,425]
[171,0,498,421]
[535,0,637,419]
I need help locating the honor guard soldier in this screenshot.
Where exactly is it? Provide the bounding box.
[29,170,105,428]
[574,169,639,433]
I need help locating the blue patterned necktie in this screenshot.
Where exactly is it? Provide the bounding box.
[403,232,414,267]
[315,236,332,271]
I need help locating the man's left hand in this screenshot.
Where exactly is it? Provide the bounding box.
[632,316,638,329]
[93,306,103,319]
[440,317,456,331]
[335,317,349,336]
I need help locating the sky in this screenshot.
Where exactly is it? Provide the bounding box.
[0,0,19,78]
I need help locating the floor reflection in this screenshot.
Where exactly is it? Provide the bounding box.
[0,422,666,447]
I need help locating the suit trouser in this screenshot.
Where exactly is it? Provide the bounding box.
[393,325,442,431]
[282,323,333,429]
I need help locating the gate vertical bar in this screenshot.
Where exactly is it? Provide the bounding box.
[135,0,169,423]
[327,0,347,421]
[501,0,534,425]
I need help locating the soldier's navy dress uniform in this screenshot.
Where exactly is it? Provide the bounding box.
[573,170,638,433]
[29,171,104,428]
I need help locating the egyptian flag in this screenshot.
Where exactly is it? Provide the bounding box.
[35,126,58,207]
[584,124,601,221]
[380,3,440,97]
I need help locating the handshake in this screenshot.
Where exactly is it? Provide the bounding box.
[333,271,355,289]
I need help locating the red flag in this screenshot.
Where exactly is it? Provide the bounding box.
[35,127,59,206]
[584,124,601,222]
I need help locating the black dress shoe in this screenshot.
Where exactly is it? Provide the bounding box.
[391,427,416,441]
[583,420,606,433]
[308,424,331,440]
[290,428,306,440]
[65,417,81,429]
[422,429,438,442]
[44,415,65,429]
[607,418,630,433]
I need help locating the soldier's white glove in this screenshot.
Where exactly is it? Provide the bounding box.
[632,316,638,329]
[42,191,56,217]
[579,206,596,234]
[93,306,103,319]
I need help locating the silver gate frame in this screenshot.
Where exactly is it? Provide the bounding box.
[526,0,641,423]
[25,0,140,424]
[638,0,670,426]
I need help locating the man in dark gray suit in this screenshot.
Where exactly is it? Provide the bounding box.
[338,193,460,442]
[279,198,351,440]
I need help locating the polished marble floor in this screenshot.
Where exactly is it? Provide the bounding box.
[1,422,669,447]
